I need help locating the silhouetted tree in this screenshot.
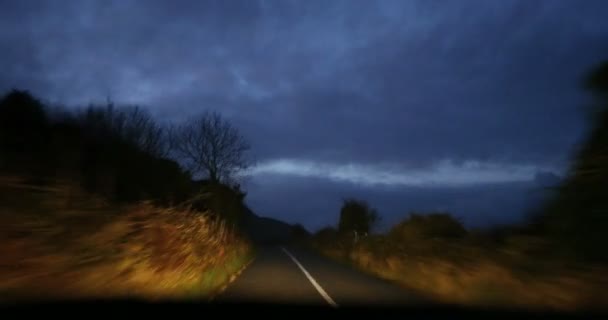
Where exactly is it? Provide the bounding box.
[585,60,608,101]
[110,106,169,158]
[338,198,379,235]
[389,212,467,240]
[0,89,257,221]
[536,59,608,261]
[170,111,250,184]
[75,104,168,158]
[0,90,50,176]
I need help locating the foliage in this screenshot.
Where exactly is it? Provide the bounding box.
[338,198,379,234]
[77,104,169,158]
[0,89,254,225]
[0,90,50,177]
[0,91,191,204]
[311,209,608,310]
[188,181,248,226]
[584,60,608,100]
[531,60,608,262]
[389,212,467,241]
[0,90,254,245]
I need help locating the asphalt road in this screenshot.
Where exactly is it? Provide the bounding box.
[215,245,429,308]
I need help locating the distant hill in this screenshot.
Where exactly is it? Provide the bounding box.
[239,206,294,244]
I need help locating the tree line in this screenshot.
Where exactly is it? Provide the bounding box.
[0,90,251,220]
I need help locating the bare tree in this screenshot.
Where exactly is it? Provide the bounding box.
[170,111,250,184]
[114,106,168,158]
[77,104,169,158]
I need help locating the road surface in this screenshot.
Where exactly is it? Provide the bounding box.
[215,245,429,307]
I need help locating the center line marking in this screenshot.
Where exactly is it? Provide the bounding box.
[280,246,338,308]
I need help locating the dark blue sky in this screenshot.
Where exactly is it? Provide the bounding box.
[2,0,608,231]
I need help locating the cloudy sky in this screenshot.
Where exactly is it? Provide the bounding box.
[2,0,608,231]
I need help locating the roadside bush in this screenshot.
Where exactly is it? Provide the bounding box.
[338,198,379,235]
[389,212,468,241]
[187,182,247,226]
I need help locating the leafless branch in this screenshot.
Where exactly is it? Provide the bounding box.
[169,111,250,183]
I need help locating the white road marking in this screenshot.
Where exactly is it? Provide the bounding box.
[208,256,256,302]
[280,246,339,308]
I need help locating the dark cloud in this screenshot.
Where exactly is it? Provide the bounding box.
[1,0,607,227]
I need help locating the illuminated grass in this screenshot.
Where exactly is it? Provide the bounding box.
[0,178,253,302]
[312,235,608,311]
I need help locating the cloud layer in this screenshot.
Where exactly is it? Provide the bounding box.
[248,158,554,187]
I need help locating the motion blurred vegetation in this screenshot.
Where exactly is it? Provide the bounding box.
[0,181,252,301]
[532,59,608,263]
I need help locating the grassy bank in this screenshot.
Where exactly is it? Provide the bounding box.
[0,177,253,302]
[310,217,608,311]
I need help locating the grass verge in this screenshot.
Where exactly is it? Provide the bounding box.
[311,233,608,311]
[0,177,253,302]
